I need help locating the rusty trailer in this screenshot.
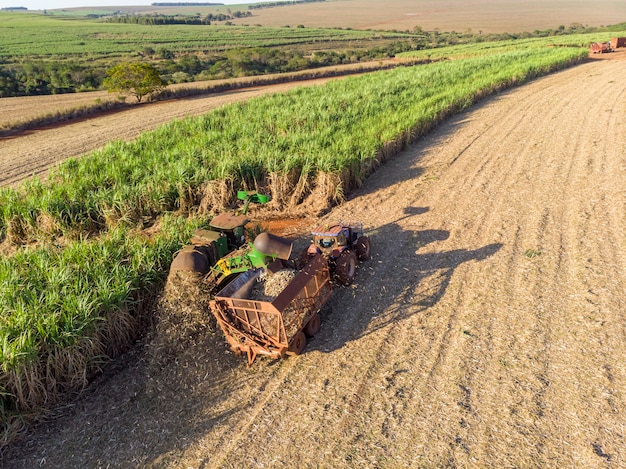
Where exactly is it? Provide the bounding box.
[210,254,332,365]
[590,42,612,54]
[611,37,626,49]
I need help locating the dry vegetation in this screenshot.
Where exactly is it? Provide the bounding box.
[1,50,625,467]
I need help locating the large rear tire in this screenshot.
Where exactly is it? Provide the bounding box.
[356,235,371,261]
[289,331,307,355]
[304,313,321,337]
[335,250,357,285]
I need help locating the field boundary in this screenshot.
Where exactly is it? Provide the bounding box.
[0,58,424,138]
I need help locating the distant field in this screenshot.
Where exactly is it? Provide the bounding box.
[228,0,626,33]
[32,0,626,35]
[114,0,626,34]
[0,12,410,60]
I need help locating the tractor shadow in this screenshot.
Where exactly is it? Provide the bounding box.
[310,207,503,353]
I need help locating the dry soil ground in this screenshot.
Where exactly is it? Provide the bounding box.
[2,54,626,467]
[111,0,626,35]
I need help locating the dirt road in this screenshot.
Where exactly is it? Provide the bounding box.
[0,77,342,187]
[3,57,626,467]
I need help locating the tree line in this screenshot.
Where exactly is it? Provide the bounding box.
[0,41,411,97]
[248,0,325,9]
[0,61,103,97]
[105,10,251,25]
[1,22,622,98]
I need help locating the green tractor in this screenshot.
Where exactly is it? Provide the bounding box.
[169,191,293,290]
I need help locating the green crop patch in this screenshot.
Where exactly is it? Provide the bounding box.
[0,12,410,59]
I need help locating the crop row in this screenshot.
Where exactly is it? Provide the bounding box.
[0,12,410,59]
[397,32,619,62]
[0,40,589,433]
[0,44,590,246]
[0,215,207,420]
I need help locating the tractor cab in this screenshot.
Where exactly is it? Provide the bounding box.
[309,224,351,258]
[302,221,370,286]
[209,212,250,250]
[207,190,270,250]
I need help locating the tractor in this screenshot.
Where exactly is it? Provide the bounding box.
[301,222,371,285]
[169,191,293,290]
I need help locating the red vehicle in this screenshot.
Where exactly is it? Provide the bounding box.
[210,255,332,365]
[302,222,371,285]
[590,42,612,54]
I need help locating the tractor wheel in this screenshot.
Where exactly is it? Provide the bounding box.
[299,249,312,269]
[289,331,307,355]
[356,235,371,261]
[335,250,357,285]
[169,245,209,274]
[304,313,321,337]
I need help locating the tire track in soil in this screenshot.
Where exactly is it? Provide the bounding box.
[311,65,573,465]
[4,60,626,468]
[526,62,626,467]
[447,61,626,467]
[188,60,626,467]
[205,358,302,468]
[384,80,566,466]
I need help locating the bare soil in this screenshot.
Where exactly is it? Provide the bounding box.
[223,0,626,34]
[2,55,626,467]
[106,0,626,35]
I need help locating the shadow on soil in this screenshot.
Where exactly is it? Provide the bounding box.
[310,206,503,353]
[305,120,503,353]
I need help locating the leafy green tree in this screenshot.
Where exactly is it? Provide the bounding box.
[103,62,165,102]
[177,54,202,75]
[158,48,174,60]
[0,72,20,97]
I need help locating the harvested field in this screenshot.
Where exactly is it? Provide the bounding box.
[225,0,626,34]
[2,55,626,467]
[103,0,626,34]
